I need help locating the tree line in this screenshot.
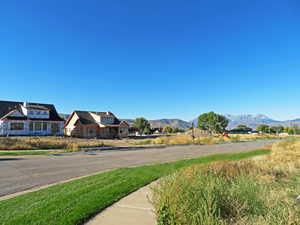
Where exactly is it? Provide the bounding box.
[132,113,300,135]
[132,117,185,135]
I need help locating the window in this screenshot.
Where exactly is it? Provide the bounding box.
[34,122,42,131]
[28,111,33,115]
[10,123,24,131]
[51,123,60,133]
[29,122,34,131]
[36,111,41,115]
[101,117,114,124]
[42,122,48,131]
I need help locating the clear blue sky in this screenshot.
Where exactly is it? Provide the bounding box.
[1,0,299,121]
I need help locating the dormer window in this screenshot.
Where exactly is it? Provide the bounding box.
[101,117,114,124]
[26,109,49,119]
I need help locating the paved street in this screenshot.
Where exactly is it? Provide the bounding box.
[0,140,273,197]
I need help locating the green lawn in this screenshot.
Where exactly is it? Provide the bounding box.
[0,151,52,156]
[0,150,76,156]
[0,149,270,225]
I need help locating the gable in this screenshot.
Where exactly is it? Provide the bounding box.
[65,112,80,128]
[0,101,20,119]
[120,121,130,128]
[7,110,24,117]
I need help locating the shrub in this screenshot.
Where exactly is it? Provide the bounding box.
[152,162,267,225]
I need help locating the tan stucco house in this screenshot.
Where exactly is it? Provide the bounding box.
[64,111,129,138]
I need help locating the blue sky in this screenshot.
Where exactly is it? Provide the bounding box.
[1,0,300,121]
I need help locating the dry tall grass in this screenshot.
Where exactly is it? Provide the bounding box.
[255,138,300,174]
[136,133,284,146]
[0,136,107,150]
[152,139,300,225]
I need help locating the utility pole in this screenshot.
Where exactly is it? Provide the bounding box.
[191,122,195,140]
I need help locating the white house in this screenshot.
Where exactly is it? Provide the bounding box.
[0,100,65,136]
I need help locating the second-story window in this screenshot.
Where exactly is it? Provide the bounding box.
[101,117,114,124]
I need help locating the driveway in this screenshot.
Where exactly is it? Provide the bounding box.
[0,140,273,197]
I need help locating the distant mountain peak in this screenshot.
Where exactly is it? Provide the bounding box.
[191,113,292,130]
[224,114,272,121]
[123,118,192,129]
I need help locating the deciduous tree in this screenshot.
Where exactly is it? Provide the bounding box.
[163,126,173,134]
[198,112,229,134]
[256,124,270,133]
[133,117,151,135]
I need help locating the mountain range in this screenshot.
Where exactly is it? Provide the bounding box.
[124,119,192,129]
[226,114,300,129]
[59,113,300,130]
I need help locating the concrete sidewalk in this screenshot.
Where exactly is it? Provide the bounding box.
[86,183,157,225]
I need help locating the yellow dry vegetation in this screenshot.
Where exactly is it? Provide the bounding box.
[142,133,285,146]
[152,139,300,225]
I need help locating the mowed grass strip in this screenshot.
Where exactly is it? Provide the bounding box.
[0,149,270,225]
[0,150,76,156]
[0,151,52,156]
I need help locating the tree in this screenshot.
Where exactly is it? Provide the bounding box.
[198,112,229,134]
[173,127,185,133]
[270,126,284,134]
[289,125,300,135]
[231,125,252,133]
[133,117,151,135]
[256,124,270,133]
[143,127,151,135]
[284,127,290,133]
[163,126,173,134]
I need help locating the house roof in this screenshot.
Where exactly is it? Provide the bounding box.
[0,100,64,121]
[25,105,49,110]
[75,111,98,125]
[65,110,124,127]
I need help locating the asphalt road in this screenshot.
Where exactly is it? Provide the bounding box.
[0,140,274,197]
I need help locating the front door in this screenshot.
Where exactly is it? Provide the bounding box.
[110,128,118,138]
